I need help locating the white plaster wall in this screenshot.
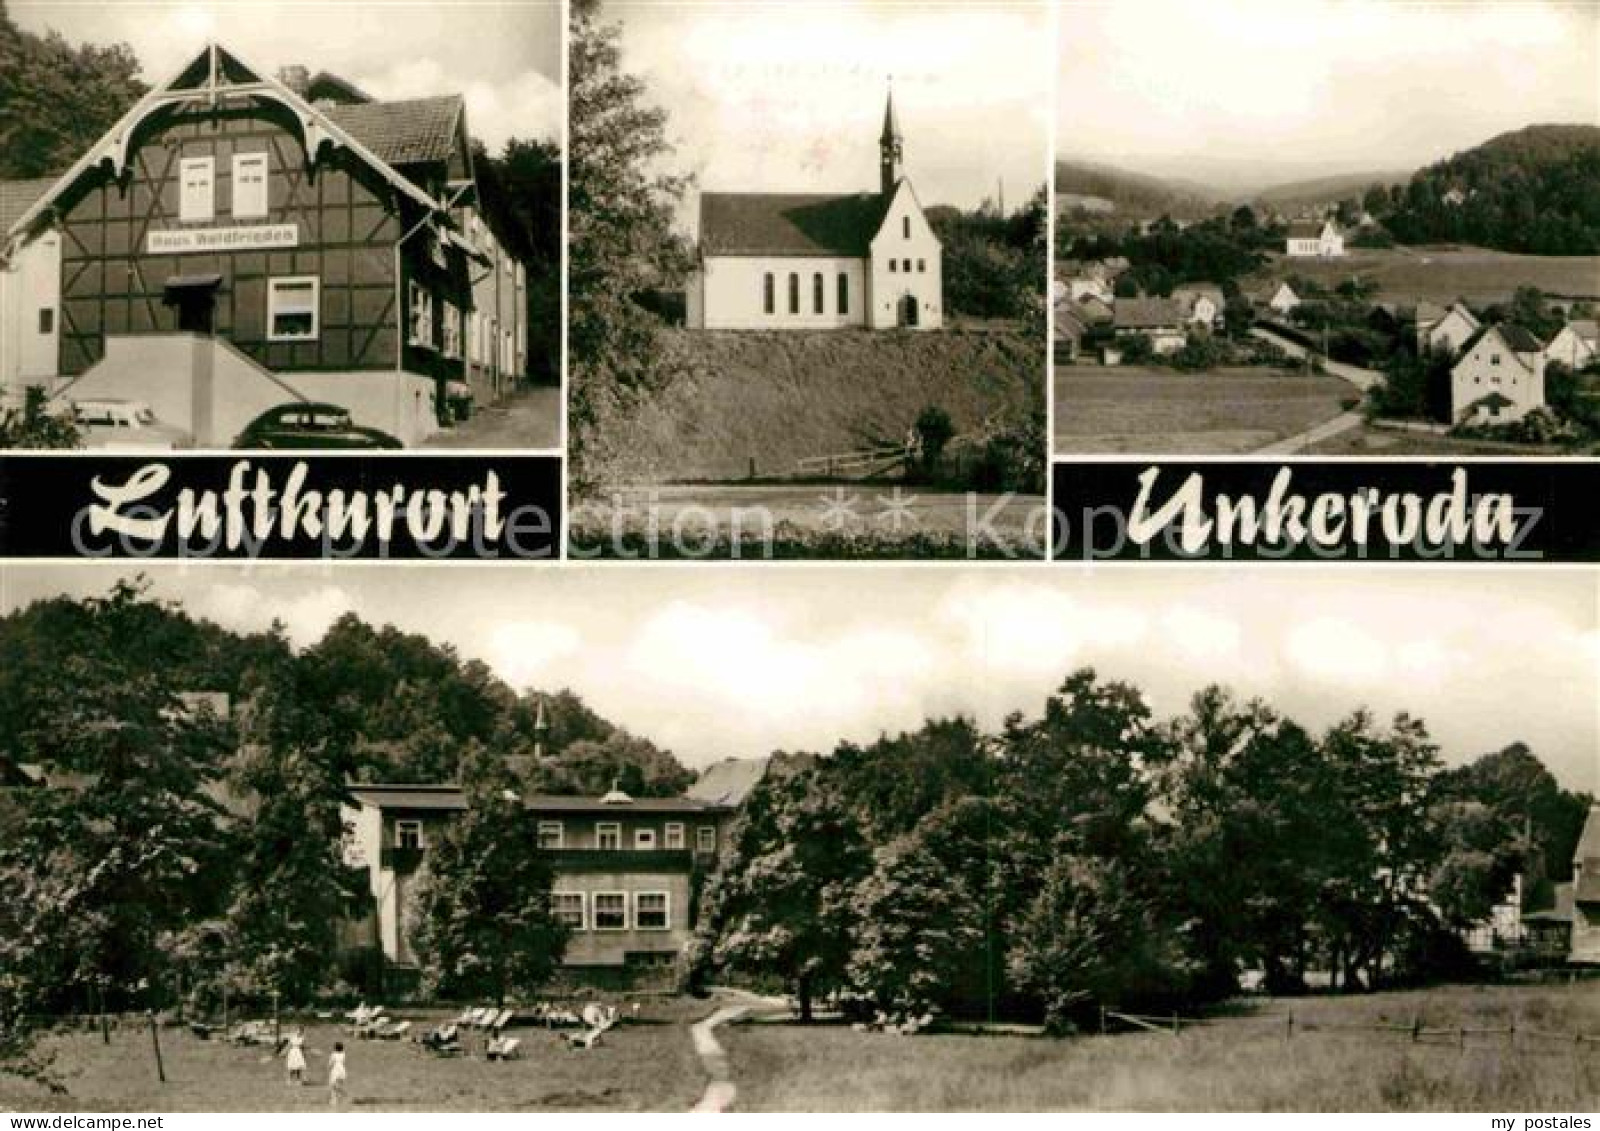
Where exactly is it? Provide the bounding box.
[1452,338,1547,423]
[1,230,61,399]
[868,184,942,329]
[697,256,866,330]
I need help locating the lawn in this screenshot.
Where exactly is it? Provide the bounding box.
[722,984,1600,1112]
[1249,245,1600,305]
[1053,364,1355,454]
[1303,424,1586,456]
[0,998,714,1113]
[569,484,1049,560]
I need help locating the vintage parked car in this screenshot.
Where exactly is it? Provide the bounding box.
[67,398,192,451]
[233,403,404,449]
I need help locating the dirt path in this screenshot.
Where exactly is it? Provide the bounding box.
[1255,409,1364,454]
[689,991,787,1113]
[1250,327,1385,393]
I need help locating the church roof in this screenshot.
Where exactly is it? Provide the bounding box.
[1287,218,1330,239]
[700,191,892,258]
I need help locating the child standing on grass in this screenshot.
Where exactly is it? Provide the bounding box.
[328,1042,348,1108]
[284,1026,307,1086]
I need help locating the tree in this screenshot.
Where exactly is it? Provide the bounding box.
[0,7,147,178]
[408,747,568,1004]
[0,387,80,449]
[567,0,694,490]
[695,765,870,1020]
[911,405,955,480]
[218,630,364,1002]
[0,580,232,1010]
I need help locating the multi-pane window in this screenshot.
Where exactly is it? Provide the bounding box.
[813,273,824,314]
[536,821,564,849]
[788,273,799,314]
[696,826,716,853]
[395,819,424,849]
[179,157,214,222]
[267,277,319,341]
[596,822,621,850]
[232,153,268,219]
[635,892,669,931]
[552,892,585,931]
[593,892,627,931]
[763,273,775,314]
[664,823,685,850]
[441,304,461,358]
[408,281,435,347]
[636,828,657,850]
[837,274,848,315]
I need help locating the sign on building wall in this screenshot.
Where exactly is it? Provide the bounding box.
[147,224,299,255]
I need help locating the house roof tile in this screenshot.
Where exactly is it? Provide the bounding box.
[700,191,890,257]
[0,177,57,235]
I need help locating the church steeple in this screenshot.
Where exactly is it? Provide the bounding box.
[879,81,903,197]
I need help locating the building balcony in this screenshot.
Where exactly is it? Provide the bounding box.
[545,848,694,874]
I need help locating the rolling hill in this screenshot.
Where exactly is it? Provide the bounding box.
[1054,158,1219,218]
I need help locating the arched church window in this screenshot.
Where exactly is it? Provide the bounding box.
[813,273,824,314]
[788,273,799,314]
[903,217,910,239]
[837,273,849,315]
[763,273,775,314]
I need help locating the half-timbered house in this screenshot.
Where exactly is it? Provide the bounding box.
[0,43,530,445]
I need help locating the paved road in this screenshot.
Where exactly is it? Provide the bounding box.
[1250,327,1385,393]
[419,384,562,450]
[688,990,788,1113]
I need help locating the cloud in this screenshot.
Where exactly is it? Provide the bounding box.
[192,581,353,648]
[484,621,583,692]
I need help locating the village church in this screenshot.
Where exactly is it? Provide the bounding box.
[686,88,943,331]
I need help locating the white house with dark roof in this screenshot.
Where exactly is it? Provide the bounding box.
[1450,322,1547,424]
[343,782,739,988]
[1545,319,1599,370]
[686,87,942,331]
[1284,217,1344,258]
[1572,805,1600,963]
[0,177,60,405]
[1113,296,1187,354]
[1417,300,1480,355]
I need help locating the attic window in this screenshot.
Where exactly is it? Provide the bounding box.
[902,216,910,239]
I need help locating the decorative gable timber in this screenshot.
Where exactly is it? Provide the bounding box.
[5,41,445,246]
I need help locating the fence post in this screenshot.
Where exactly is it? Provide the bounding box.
[147,1010,166,1084]
[1458,1026,1466,1053]
[1411,1015,1422,1043]
[1286,1012,1294,1041]
[1171,1012,1180,1037]
[1099,1005,1106,1036]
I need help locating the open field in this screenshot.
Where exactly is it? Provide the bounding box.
[606,328,1043,483]
[0,999,713,1113]
[1053,365,1354,454]
[723,984,1600,1111]
[1249,245,1600,305]
[570,483,1048,560]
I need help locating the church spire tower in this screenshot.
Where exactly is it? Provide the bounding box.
[879,80,903,197]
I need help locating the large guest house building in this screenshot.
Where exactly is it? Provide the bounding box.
[0,43,529,445]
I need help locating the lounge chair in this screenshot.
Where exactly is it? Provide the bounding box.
[486,1036,521,1061]
[490,1007,515,1031]
[374,1020,411,1041]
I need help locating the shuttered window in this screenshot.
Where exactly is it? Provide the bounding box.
[232,153,268,218]
[180,157,214,222]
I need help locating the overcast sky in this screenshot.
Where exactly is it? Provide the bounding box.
[11,0,563,152]
[2,564,1595,792]
[1058,0,1600,192]
[606,0,1051,230]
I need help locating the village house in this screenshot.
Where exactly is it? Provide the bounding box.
[1544,318,1598,369]
[0,42,530,445]
[1284,217,1344,258]
[1170,283,1224,327]
[1250,281,1301,317]
[1416,300,1481,355]
[1053,300,1086,363]
[1074,293,1114,327]
[1571,805,1600,964]
[1112,296,1187,355]
[686,87,942,331]
[1450,323,1547,425]
[1521,883,1575,962]
[343,778,749,989]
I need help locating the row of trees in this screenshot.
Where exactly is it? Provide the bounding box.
[693,670,1589,1030]
[0,581,691,1043]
